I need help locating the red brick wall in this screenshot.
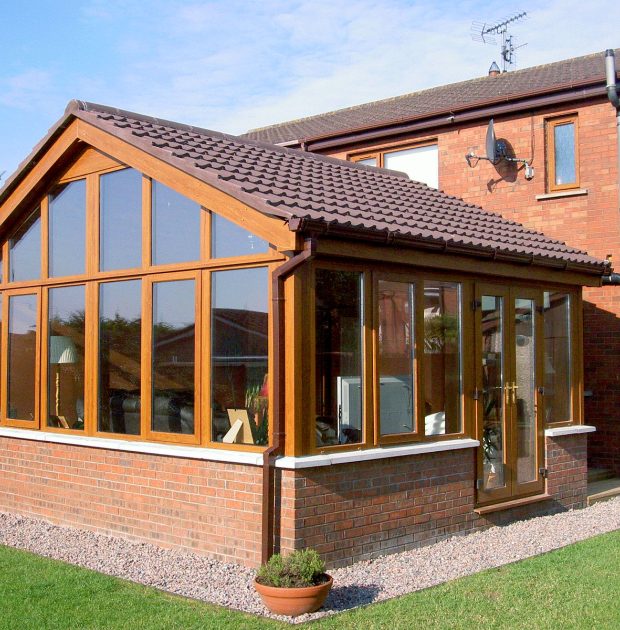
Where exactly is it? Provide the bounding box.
[279,435,588,567]
[325,98,620,473]
[0,437,263,566]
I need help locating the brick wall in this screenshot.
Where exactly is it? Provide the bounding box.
[0,437,263,566]
[279,434,588,568]
[325,98,620,473]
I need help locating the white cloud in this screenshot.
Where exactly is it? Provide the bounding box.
[0,69,56,109]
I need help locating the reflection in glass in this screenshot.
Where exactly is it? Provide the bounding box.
[212,213,269,258]
[554,123,576,186]
[378,280,415,435]
[357,157,377,167]
[423,282,461,435]
[152,181,201,265]
[98,280,142,435]
[544,292,571,423]
[47,286,85,430]
[315,269,363,446]
[100,169,142,271]
[7,294,37,420]
[481,295,506,490]
[515,298,537,484]
[152,280,195,434]
[49,180,86,277]
[9,209,41,282]
[211,268,268,445]
[384,144,439,189]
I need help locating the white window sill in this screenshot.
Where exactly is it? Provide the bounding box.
[0,427,265,466]
[275,438,480,469]
[536,188,588,201]
[544,425,596,438]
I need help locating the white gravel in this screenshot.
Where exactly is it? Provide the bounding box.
[1,498,619,623]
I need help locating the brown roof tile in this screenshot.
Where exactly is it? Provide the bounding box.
[0,101,608,275]
[242,49,618,145]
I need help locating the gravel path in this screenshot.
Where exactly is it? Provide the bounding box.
[1,498,619,623]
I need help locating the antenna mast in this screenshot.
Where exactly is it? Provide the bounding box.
[472,11,528,72]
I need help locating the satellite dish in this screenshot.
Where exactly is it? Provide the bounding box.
[486,119,498,164]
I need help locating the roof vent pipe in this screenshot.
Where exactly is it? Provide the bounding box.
[488,61,501,77]
[605,50,620,219]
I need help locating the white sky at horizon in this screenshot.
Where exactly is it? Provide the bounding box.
[1,0,619,181]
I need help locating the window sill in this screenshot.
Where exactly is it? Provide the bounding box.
[275,438,480,469]
[535,188,588,201]
[544,425,596,438]
[0,427,265,466]
[475,493,551,515]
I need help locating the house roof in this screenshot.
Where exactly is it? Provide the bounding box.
[242,49,618,146]
[0,100,608,274]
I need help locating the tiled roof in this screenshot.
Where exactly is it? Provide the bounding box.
[243,49,618,145]
[0,101,608,274]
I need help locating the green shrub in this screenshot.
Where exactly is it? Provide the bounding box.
[256,549,326,588]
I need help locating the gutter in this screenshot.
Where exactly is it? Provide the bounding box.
[292,83,606,152]
[262,238,316,564]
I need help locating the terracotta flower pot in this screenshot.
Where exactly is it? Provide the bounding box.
[254,575,333,617]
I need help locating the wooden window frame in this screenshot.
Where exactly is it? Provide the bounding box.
[546,115,579,192]
[0,154,282,451]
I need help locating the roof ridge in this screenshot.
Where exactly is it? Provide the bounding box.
[244,47,617,139]
[70,100,412,180]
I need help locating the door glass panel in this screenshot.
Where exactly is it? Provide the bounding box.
[7,294,37,420]
[423,281,462,435]
[211,267,269,445]
[543,292,571,423]
[378,280,415,436]
[152,279,195,434]
[98,280,142,435]
[100,169,142,271]
[481,295,506,490]
[49,180,86,277]
[211,213,269,258]
[315,269,363,447]
[9,209,41,282]
[515,298,537,484]
[152,181,201,265]
[47,285,85,430]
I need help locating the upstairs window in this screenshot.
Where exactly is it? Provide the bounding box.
[547,116,579,192]
[351,142,439,189]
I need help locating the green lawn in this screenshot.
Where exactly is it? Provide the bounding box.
[1,530,619,629]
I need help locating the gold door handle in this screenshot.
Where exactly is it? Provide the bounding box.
[504,383,513,407]
[512,384,519,405]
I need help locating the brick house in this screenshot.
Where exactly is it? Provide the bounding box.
[245,48,620,478]
[0,99,607,568]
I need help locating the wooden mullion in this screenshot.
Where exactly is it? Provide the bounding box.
[201,269,212,446]
[141,277,152,440]
[86,173,99,277]
[85,281,98,436]
[40,197,49,280]
[40,287,49,430]
[0,290,8,423]
[362,271,374,447]
[142,176,152,270]
[202,208,211,261]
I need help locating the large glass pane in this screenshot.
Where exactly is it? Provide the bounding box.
[384,144,439,189]
[378,280,415,436]
[544,292,571,423]
[7,294,37,420]
[49,180,86,277]
[554,123,576,186]
[152,280,195,434]
[9,209,41,282]
[515,298,537,484]
[481,295,506,490]
[356,157,377,167]
[423,281,462,435]
[100,169,142,271]
[315,269,363,446]
[98,280,142,434]
[212,213,269,258]
[47,286,85,430]
[152,181,201,265]
[211,267,268,445]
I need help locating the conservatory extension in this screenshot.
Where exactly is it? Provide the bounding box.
[0,101,604,567]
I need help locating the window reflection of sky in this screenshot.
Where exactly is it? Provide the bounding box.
[212,267,268,312]
[49,180,86,277]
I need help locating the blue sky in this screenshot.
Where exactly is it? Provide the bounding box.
[1,0,619,180]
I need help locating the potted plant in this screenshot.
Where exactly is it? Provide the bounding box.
[254,549,333,617]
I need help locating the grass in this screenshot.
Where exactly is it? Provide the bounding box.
[1,530,619,629]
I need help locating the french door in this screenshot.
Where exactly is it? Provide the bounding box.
[475,285,545,505]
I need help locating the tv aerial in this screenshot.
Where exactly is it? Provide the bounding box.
[465,119,534,180]
[472,11,529,72]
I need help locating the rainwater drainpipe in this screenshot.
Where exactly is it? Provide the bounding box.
[603,50,620,286]
[262,237,316,564]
